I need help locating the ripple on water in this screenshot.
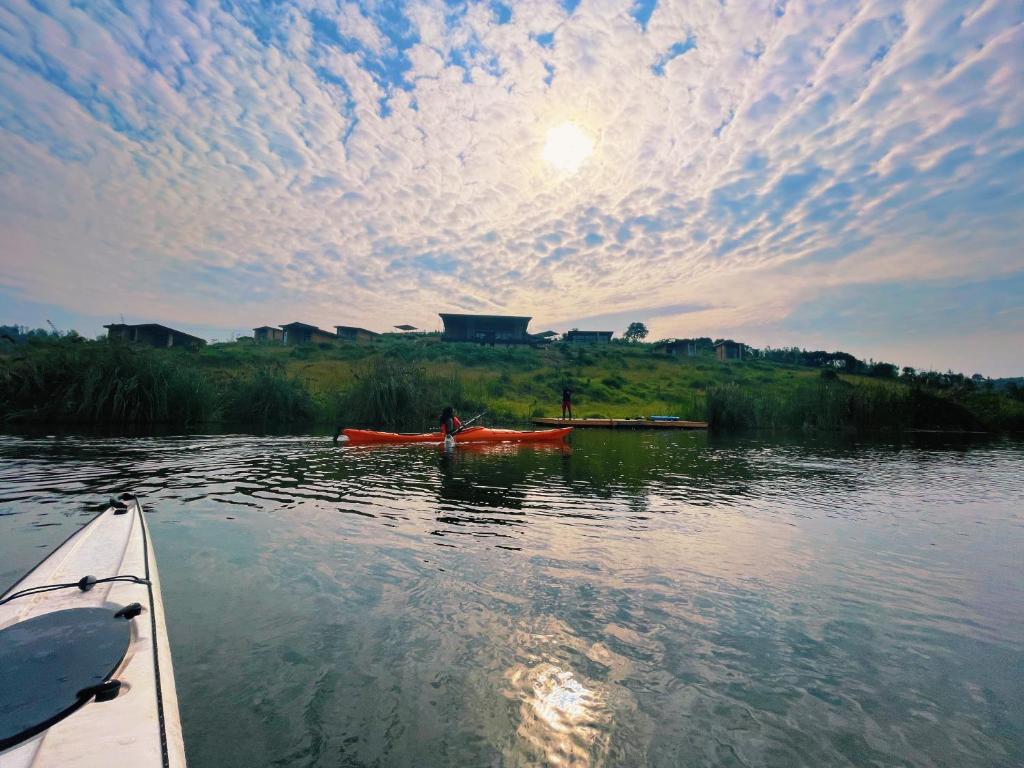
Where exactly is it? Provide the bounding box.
[1,432,1022,767]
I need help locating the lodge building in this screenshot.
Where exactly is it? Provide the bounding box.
[104,323,206,349]
[715,340,745,361]
[279,322,337,345]
[439,313,533,344]
[253,326,284,343]
[563,330,613,344]
[334,326,380,342]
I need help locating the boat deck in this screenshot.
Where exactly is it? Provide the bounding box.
[532,417,708,430]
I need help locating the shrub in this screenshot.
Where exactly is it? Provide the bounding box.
[705,380,987,432]
[0,342,215,425]
[335,356,483,429]
[220,366,316,424]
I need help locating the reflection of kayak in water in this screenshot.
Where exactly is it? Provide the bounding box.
[0,494,186,767]
[341,426,573,445]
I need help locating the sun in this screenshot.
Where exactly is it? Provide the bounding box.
[542,122,594,174]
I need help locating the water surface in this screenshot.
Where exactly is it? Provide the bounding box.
[1,431,1021,767]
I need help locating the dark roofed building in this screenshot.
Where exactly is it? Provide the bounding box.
[715,340,745,361]
[104,323,205,349]
[253,326,284,343]
[564,330,613,344]
[439,313,532,344]
[280,322,336,345]
[334,325,379,342]
[660,339,698,357]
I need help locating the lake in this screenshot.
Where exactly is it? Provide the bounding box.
[1,430,1021,767]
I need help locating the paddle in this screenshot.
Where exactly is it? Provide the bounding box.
[454,409,487,434]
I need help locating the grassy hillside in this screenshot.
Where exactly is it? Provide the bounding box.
[1,333,1022,432]
[193,334,839,423]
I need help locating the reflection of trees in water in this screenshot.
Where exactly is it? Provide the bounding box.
[557,432,745,504]
[429,430,968,534]
[433,445,565,542]
[437,446,529,510]
[559,431,979,510]
[431,445,542,542]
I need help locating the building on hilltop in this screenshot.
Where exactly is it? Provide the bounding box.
[253,326,284,343]
[564,330,613,344]
[659,339,698,357]
[714,340,745,361]
[334,325,380,343]
[104,323,206,349]
[439,313,532,344]
[280,322,337,345]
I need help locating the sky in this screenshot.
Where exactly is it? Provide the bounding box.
[0,0,1022,376]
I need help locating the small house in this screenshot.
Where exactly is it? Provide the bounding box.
[661,340,698,357]
[253,326,284,343]
[439,313,532,344]
[280,322,337,345]
[564,330,613,344]
[714,340,745,361]
[334,326,380,343]
[104,323,206,349]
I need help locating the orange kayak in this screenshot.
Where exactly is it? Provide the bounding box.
[342,425,573,445]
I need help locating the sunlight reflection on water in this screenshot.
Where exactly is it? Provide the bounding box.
[511,663,606,766]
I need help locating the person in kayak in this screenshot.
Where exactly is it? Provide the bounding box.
[440,406,462,438]
[561,386,573,420]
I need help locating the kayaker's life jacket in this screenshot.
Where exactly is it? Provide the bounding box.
[441,415,461,437]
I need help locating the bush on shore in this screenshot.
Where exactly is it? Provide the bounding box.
[332,357,484,429]
[705,380,995,432]
[220,366,317,425]
[0,342,215,425]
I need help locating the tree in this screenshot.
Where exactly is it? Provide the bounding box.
[623,322,648,343]
[868,362,898,379]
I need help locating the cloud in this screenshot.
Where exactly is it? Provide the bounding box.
[0,0,1021,374]
[557,301,715,333]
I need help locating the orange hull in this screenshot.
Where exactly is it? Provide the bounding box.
[342,425,573,445]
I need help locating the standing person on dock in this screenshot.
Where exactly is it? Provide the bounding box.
[440,406,462,438]
[561,386,573,420]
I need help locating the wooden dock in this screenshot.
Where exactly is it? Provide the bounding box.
[532,417,708,430]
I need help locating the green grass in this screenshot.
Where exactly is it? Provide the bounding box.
[220,365,317,424]
[0,341,215,426]
[709,380,912,431]
[328,356,484,429]
[2,334,1021,432]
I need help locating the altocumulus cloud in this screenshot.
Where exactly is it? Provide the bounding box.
[0,0,1021,373]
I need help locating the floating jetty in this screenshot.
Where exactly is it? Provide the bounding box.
[532,417,708,430]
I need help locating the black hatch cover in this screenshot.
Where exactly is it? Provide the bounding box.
[0,607,131,750]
